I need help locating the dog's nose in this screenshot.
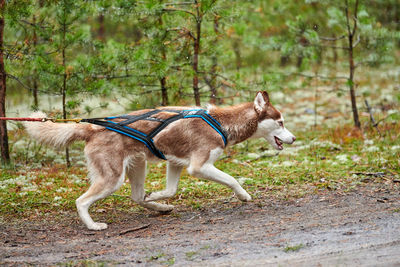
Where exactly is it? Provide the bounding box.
[292,136,296,143]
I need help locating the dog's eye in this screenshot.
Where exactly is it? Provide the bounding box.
[278,121,284,127]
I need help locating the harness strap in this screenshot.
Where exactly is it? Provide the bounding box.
[81,118,166,159]
[147,112,184,139]
[83,109,227,160]
[184,110,228,146]
[116,110,162,126]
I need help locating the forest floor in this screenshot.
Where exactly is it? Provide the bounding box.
[1,179,400,266]
[1,66,399,266]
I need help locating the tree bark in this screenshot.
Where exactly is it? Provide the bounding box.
[160,77,168,106]
[32,14,39,109]
[0,0,10,165]
[62,19,70,167]
[348,38,360,128]
[330,34,339,64]
[158,6,168,106]
[280,55,290,67]
[345,0,361,128]
[193,19,201,106]
[192,0,201,106]
[98,13,105,42]
[209,15,219,104]
[296,55,303,68]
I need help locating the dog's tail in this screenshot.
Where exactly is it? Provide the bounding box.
[24,112,93,148]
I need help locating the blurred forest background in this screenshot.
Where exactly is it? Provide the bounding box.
[0,0,399,165]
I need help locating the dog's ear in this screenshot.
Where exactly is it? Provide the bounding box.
[254,91,270,114]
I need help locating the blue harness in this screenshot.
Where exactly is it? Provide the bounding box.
[81,109,227,160]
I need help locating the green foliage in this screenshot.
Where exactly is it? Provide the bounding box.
[3,0,398,111]
[2,0,32,25]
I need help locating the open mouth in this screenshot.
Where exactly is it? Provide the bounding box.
[274,136,283,150]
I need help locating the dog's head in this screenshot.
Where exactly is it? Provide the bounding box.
[252,91,296,150]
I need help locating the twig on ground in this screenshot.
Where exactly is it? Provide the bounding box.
[351,172,385,177]
[119,224,150,235]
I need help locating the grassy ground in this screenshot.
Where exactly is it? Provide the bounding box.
[1,65,399,224]
[1,121,398,223]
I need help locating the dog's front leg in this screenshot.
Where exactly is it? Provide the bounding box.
[144,162,183,202]
[128,160,175,212]
[188,163,252,202]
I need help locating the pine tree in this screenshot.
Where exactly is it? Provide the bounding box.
[0,0,9,165]
[0,0,32,165]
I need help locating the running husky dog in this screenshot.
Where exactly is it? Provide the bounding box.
[25,91,295,230]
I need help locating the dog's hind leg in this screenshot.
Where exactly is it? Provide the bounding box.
[128,160,175,212]
[144,162,183,202]
[75,157,128,231]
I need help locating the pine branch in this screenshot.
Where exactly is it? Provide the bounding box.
[162,7,196,18]
[166,27,196,40]
[320,35,346,41]
[164,2,193,6]
[6,73,34,91]
[19,19,50,30]
[264,71,348,80]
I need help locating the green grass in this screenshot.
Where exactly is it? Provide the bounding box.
[185,251,198,260]
[284,244,304,252]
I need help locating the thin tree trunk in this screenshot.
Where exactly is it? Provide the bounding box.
[32,14,39,109]
[316,47,323,65]
[348,40,360,128]
[193,18,201,106]
[0,0,10,165]
[32,74,38,109]
[62,20,70,167]
[158,5,168,106]
[98,13,105,42]
[232,39,242,70]
[210,15,219,104]
[296,55,303,68]
[160,77,168,106]
[332,46,338,63]
[192,0,201,106]
[280,55,290,67]
[345,0,360,128]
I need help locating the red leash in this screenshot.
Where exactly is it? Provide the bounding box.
[0,117,46,122]
[0,117,83,123]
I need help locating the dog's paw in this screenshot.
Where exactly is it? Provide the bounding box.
[144,193,156,202]
[158,209,173,215]
[158,204,175,212]
[88,222,108,231]
[237,192,252,202]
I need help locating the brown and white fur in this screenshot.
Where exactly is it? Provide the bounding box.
[25,91,295,230]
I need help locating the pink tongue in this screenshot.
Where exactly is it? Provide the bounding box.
[275,137,283,149]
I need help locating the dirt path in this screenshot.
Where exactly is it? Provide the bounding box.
[1,185,400,266]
